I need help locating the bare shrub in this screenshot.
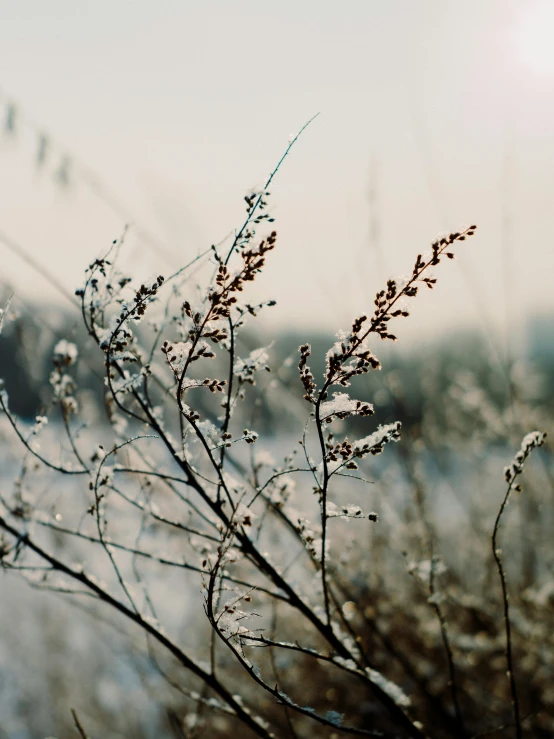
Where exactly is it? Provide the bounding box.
[0,132,551,738]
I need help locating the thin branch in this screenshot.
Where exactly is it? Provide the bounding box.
[492,479,522,739]
[71,708,90,739]
[0,514,273,739]
[491,432,546,739]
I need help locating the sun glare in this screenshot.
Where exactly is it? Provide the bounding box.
[517,1,554,75]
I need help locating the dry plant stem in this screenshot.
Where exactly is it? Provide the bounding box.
[0,395,87,475]
[329,581,467,739]
[204,554,401,738]
[130,270,424,732]
[314,398,333,625]
[268,607,300,739]
[201,509,426,737]
[92,440,152,614]
[223,113,319,266]
[216,315,236,505]
[314,227,475,629]
[406,443,466,737]
[247,633,382,686]
[79,300,427,734]
[428,549,465,738]
[70,708,90,739]
[491,480,521,739]
[1,131,486,737]
[489,430,546,738]
[36,519,288,603]
[0,515,273,739]
[337,579,463,738]
[140,400,416,732]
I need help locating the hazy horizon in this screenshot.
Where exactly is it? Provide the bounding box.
[1,1,554,354]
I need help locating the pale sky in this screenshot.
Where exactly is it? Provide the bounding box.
[0,0,553,351]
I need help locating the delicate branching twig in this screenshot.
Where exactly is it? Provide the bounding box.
[4,122,528,739]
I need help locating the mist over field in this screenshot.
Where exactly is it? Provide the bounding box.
[0,3,553,738]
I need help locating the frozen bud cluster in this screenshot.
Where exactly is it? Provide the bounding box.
[319,392,374,424]
[52,340,78,366]
[504,430,547,483]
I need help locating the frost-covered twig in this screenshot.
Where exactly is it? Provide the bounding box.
[0,513,274,739]
[493,431,546,739]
